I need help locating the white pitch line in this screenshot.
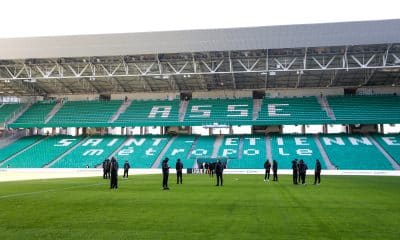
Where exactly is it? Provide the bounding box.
[0,182,106,200]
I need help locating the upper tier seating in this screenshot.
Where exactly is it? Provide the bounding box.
[320,134,393,170]
[114,99,180,126]
[48,100,122,127]
[327,95,400,123]
[0,103,22,123]
[257,97,330,125]
[270,134,326,169]
[11,101,55,127]
[184,98,253,126]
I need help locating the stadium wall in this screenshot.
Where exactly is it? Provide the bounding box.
[357,86,400,95]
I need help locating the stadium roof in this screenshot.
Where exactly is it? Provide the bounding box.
[0,19,400,60]
[0,19,400,96]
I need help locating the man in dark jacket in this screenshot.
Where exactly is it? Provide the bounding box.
[299,159,308,185]
[106,158,111,179]
[314,159,322,185]
[264,159,271,182]
[162,158,170,190]
[292,159,298,184]
[123,160,131,178]
[176,159,183,184]
[272,160,278,181]
[215,159,224,186]
[102,159,107,179]
[110,157,119,189]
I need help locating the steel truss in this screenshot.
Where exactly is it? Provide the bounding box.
[0,43,400,94]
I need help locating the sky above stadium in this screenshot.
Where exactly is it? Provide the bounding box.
[0,0,399,38]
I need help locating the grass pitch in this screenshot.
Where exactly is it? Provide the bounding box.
[0,174,399,240]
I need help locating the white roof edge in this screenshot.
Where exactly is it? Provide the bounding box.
[1,19,400,60]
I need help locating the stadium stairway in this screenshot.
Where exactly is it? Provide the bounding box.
[109,99,132,123]
[44,101,64,124]
[317,95,336,120]
[252,99,262,120]
[5,102,32,126]
[152,135,177,168]
[314,135,336,169]
[368,135,400,170]
[373,134,400,167]
[211,135,224,158]
[178,100,189,122]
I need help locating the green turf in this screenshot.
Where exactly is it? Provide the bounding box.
[0,174,399,239]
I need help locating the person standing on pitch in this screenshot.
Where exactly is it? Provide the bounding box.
[314,159,322,185]
[162,158,170,190]
[299,159,308,185]
[272,160,278,181]
[292,159,298,184]
[264,159,271,182]
[106,158,111,179]
[123,160,131,178]
[176,159,183,184]
[110,157,119,189]
[102,159,107,179]
[215,159,224,186]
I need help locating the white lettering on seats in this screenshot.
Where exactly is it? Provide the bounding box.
[295,137,309,145]
[244,137,260,145]
[322,137,345,145]
[191,149,207,156]
[226,138,239,145]
[243,149,259,156]
[152,138,167,146]
[54,139,77,147]
[189,105,211,118]
[268,104,290,117]
[118,147,134,156]
[107,139,120,146]
[82,138,102,147]
[382,137,400,145]
[222,149,237,156]
[278,147,289,156]
[348,137,372,145]
[297,149,312,156]
[124,138,145,146]
[148,106,172,118]
[83,149,104,156]
[226,105,248,117]
[171,149,185,155]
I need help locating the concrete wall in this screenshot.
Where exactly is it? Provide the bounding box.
[265,87,344,98]
[357,86,400,95]
[193,90,252,99]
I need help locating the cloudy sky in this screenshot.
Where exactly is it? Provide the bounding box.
[0,0,399,38]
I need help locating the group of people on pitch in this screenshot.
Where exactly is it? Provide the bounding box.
[102,157,131,189]
[161,158,225,190]
[264,159,322,185]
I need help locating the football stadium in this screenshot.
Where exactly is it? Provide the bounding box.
[0,18,400,239]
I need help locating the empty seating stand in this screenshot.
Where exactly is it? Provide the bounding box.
[327,95,400,124]
[10,101,55,128]
[48,100,122,127]
[257,97,330,125]
[114,99,180,126]
[0,103,22,124]
[184,98,253,126]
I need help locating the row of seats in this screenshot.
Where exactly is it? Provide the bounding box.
[48,100,122,127]
[0,103,22,123]
[7,95,400,127]
[1,134,397,170]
